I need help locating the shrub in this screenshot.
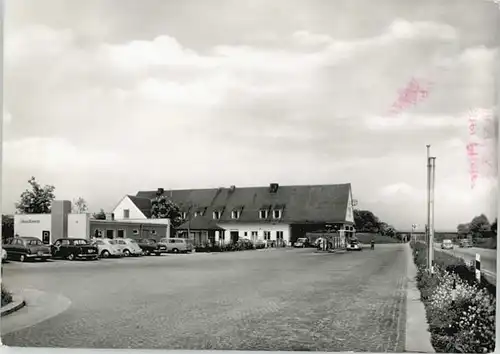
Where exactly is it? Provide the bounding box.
[1,284,13,307]
[411,242,496,353]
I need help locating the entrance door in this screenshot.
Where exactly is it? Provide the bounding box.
[230,231,239,244]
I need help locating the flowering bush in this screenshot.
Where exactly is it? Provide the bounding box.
[1,284,13,307]
[411,242,496,353]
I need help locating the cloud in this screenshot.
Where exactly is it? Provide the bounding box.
[3,14,497,229]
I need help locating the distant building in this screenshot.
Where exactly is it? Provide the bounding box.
[113,183,355,245]
[14,200,171,244]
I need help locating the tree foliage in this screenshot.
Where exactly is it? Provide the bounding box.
[490,218,497,237]
[2,215,14,241]
[92,209,106,220]
[72,197,88,213]
[354,209,381,232]
[456,214,493,239]
[15,177,56,214]
[151,195,183,227]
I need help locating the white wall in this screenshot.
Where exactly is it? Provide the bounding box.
[345,190,354,223]
[217,223,291,244]
[14,214,52,240]
[68,213,90,239]
[112,196,147,220]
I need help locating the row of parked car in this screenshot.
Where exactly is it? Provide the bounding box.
[1,236,194,263]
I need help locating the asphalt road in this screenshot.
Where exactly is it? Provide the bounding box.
[2,245,408,351]
[433,242,497,283]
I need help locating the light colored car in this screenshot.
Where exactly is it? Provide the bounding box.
[2,248,7,262]
[91,238,123,258]
[346,239,362,251]
[294,238,309,248]
[159,238,193,253]
[441,239,454,250]
[114,238,143,256]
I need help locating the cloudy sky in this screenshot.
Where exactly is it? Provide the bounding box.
[3,0,499,230]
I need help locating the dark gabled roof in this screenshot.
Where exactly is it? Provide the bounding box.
[127,195,152,218]
[136,183,351,224]
[177,215,225,231]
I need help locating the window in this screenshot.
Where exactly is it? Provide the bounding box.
[244,232,248,236]
[61,239,70,246]
[133,229,139,235]
[123,209,130,219]
[251,231,258,238]
[276,231,284,240]
[273,209,282,219]
[95,229,103,238]
[28,239,42,246]
[260,210,268,219]
[106,230,115,239]
[213,211,220,220]
[231,210,240,219]
[151,230,157,235]
[117,230,125,238]
[264,231,271,240]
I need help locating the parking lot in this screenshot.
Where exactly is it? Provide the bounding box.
[2,244,408,351]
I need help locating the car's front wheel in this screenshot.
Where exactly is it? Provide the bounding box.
[172,248,179,253]
[123,249,131,257]
[67,253,75,261]
[101,250,110,258]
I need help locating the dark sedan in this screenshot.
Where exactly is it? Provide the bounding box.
[137,238,167,256]
[51,238,99,261]
[3,237,52,262]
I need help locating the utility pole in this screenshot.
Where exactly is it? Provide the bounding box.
[429,156,436,273]
[426,145,432,271]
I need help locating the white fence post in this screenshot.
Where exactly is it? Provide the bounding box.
[475,253,481,282]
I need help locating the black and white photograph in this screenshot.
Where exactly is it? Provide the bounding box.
[0,0,498,352]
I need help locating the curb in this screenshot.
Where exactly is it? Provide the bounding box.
[405,244,435,353]
[1,295,26,317]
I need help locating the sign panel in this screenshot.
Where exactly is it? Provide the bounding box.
[42,230,51,244]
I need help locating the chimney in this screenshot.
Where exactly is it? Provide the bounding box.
[269,183,279,193]
[156,188,164,197]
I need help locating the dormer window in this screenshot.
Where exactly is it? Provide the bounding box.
[231,210,240,219]
[195,207,206,217]
[182,212,187,219]
[213,211,220,220]
[273,209,282,219]
[259,210,268,219]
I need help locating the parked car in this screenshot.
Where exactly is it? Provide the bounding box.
[159,238,193,253]
[3,237,52,262]
[2,248,8,263]
[459,239,472,248]
[91,238,123,258]
[52,238,99,261]
[114,238,143,256]
[346,238,362,251]
[137,238,167,256]
[294,238,310,248]
[441,239,454,250]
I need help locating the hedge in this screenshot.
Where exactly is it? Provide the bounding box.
[1,284,13,307]
[411,241,496,353]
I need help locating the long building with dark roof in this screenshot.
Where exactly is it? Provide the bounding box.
[112,183,355,245]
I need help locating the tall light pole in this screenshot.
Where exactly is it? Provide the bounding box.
[411,223,417,243]
[426,145,432,271]
[429,156,436,273]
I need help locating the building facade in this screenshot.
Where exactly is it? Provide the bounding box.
[115,182,356,245]
[14,200,170,244]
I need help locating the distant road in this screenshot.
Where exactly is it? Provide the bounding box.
[434,242,496,284]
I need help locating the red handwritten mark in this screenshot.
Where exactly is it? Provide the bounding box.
[389,77,432,116]
[467,108,497,187]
